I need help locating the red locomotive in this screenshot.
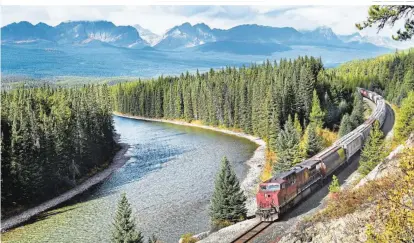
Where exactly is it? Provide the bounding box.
[256,88,387,221]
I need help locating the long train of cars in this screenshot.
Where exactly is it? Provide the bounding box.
[256,88,387,221]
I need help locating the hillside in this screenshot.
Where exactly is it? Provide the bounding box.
[277,134,414,243]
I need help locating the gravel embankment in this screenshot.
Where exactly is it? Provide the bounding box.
[114,113,267,216]
[1,135,131,232]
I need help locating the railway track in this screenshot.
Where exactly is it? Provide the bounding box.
[230,220,275,243]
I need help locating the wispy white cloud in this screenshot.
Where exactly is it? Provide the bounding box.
[0,5,407,37]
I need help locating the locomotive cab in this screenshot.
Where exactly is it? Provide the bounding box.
[256,180,283,221]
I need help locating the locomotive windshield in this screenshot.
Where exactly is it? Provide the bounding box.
[260,184,280,191]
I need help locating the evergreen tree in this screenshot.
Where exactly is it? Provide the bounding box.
[274,116,302,172]
[112,193,143,243]
[356,5,414,40]
[309,89,325,127]
[210,157,247,227]
[350,93,365,128]
[328,175,340,193]
[394,91,414,143]
[1,85,116,211]
[303,123,323,158]
[293,113,303,136]
[358,121,387,176]
[338,113,353,138]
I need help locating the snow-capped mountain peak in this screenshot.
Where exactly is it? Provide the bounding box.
[133,24,161,46]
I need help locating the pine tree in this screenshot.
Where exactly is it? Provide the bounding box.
[309,89,325,127]
[328,175,340,193]
[112,193,144,243]
[274,116,302,172]
[293,113,303,136]
[303,123,322,158]
[394,91,414,143]
[210,157,247,228]
[358,121,387,176]
[350,93,364,128]
[338,113,353,138]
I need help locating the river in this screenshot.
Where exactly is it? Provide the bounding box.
[2,116,257,243]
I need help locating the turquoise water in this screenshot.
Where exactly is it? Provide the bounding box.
[2,116,257,243]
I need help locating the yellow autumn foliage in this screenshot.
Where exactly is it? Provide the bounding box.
[366,147,414,242]
[260,150,276,182]
[317,127,338,148]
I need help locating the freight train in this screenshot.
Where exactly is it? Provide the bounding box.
[256,88,387,221]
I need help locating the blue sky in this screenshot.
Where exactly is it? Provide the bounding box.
[1,5,404,37]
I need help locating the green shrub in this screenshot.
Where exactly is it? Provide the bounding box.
[181,233,198,243]
[328,175,340,193]
[211,220,233,232]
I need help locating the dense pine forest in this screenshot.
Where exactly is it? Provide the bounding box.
[112,50,414,173]
[112,57,353,146]
[112,56,360,174]
[1,50,412,219]
[1,85,116,216]
[333,49,414,105]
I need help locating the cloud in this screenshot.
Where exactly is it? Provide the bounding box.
[0,5,405,37]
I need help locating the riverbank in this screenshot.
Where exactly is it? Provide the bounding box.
[1,135,131,232]
[113,112,266,215]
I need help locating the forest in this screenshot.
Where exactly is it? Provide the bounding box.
[1,85,116,216]
[1,49,413,220]
[333,48,414,105]
[112,50,414,173]
[112,56,358,172]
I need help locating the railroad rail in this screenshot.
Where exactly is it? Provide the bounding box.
[230,88,389,243]
[230,220,275,243]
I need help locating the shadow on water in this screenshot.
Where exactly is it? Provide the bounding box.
[14,205,80,229]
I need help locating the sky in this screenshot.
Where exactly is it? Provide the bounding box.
[0,5,406,37]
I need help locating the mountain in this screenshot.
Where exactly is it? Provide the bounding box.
[1,21,57,43]
[301,26,341,45]
[134,24,161,46]
[155,22,217,50]
[154,23,388,51]
[194,40,291,55]
[338,32,363,43]
[2,21,147,48]
[339,32,414,50]
[214,24,302,43]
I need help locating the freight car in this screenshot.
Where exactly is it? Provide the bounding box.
[256,88,387,221]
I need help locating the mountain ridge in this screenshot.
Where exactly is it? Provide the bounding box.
[2,20,147,48]
[1,20,397,53]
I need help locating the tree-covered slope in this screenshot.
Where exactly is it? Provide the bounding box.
[331,48,414,104]
[1,85,116,216]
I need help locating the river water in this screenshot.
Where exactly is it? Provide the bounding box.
[2,116,257,243]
